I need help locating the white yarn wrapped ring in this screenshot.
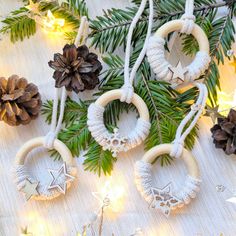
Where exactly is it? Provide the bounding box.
[87,89,151,157]
[13,137,77,201]
[135,144,201,216]
[147,19,211,87]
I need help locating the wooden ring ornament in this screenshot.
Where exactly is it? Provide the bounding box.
[13,137,77,201]
[87,89,151,157]
[146,19,211,87]
[134,144,201,217]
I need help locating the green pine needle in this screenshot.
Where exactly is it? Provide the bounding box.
[83,141,117,176]
[1,0,88,43]
[39,1,236,175]
[0,14,36,43]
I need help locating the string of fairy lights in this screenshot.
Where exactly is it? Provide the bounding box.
[3,1,236,235]
[25,0,66,33]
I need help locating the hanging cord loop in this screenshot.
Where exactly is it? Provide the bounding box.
[121,0,154,103]
[170,83,208,158]
[181,0,195,34]
[44,16,88,149]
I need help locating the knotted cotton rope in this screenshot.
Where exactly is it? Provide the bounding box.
[12,17,88,201]
[180,0,196,34]
[146,0,211,85]
[87,103,150,152]
[44,16,88,149]
[13,164,77,200]
[134,160,201,208]
[170,82,208,158]
[121,0,154,103]
[147,36,211,83]
[87,0,153,156]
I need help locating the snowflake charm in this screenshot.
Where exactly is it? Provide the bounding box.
[150,183,182,217]
[103,128,128,157]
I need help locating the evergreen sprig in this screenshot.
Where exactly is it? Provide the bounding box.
[40,0,236,175]
[0,13,36,43]
[0,0,88,43]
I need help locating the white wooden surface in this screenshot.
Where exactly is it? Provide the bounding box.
[1,1,236,236]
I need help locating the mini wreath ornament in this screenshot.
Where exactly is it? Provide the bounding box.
[13,16,90,201]
[135,0,209,217]
[88,90,150,157]
[146,0,211,87]
[13,137,77,201]
[134,144,201,218]
[87,0,153,157]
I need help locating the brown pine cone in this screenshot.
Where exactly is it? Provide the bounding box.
[48,44,102,93]
[0,75,42,126]
[211,109,236,155]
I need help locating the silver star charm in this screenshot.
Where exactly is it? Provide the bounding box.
[150,183,181,217]
[21,178,39,201]
[103,128,128,157]
[204,105,223,124]
[25,0,40,14]
[47,163,74,194]
[169,61,188,84]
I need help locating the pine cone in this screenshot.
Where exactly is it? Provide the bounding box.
[48,44,102,93]
[0,75,42,126]
[211,109,236,155]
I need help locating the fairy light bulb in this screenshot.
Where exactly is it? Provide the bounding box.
[43,10,65,33]
[101,180,125,212]
[217,89,236,115]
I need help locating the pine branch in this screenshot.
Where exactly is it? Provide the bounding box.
[97,50,198,165]
[1,0,88,43]
[42,0,236,175]
[83,141,116,176]
[90,7,149,52]
[42,97,89,127]
[0,14,36,43]
[89,0,233,52]
[64,31,78,43]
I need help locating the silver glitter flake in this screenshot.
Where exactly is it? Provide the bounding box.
[227,49,234,57]
[216,185,226,192]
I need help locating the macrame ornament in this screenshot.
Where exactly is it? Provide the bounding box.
[12,16,89,201]
[146,0,211,88]
[87,0,153,157]
[135,0,210,217]
[134,145,201,217]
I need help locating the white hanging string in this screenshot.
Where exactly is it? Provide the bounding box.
[181,0,195,34]
[170,82,208,158]
[166,0,195,59]
[44,16,88,149]
[121,0,154,103]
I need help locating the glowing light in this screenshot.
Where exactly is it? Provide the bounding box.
[93,179,125,212]
[217,89,236,115]
[20,211,63,236]
[43,10,65,33]
[226,195,236,204]
[25,0,40,14]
